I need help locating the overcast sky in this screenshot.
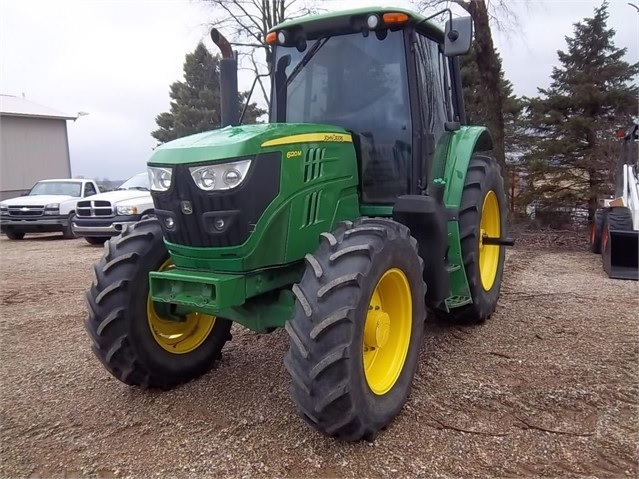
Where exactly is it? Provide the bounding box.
[1,0,637,181]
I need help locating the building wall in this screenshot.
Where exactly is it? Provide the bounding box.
[0,115,71,200]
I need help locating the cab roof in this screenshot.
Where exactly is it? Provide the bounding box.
[269,6,444,39]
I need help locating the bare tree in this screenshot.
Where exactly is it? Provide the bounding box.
[201,0,319,110]
[414,0,521,179]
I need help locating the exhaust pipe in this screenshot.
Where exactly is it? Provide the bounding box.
[210,28,238,127]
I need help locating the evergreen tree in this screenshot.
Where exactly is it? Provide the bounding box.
[152,43,265,144]
[523,2,638,220]
[460,47,524,160]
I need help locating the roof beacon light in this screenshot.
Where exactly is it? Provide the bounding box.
[383,12,409,25]
[366,14,380,29]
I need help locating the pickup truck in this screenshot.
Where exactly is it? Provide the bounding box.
[72,172,154,245]
[0,178,100,240]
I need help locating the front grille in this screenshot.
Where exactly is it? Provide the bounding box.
[77,200,113,217]
[151,152,281,247]
[8,205,44,217]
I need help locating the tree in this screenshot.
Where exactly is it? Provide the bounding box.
[151,43,265,144]
[202,0,319,109]
[416,0,517,178]
[460,46,525,211]
[522,1,638,221]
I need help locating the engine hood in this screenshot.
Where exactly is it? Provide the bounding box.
[1,194,76,206]
[81,190,151,204]
[147,122,351,166]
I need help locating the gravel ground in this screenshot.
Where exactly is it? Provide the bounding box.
[0,232,637,478]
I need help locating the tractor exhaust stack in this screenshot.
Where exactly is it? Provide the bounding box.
[210,28,239,127]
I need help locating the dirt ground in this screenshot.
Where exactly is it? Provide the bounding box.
[0,232,637,478]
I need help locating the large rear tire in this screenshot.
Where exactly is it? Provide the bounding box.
[284,218,425,441]
[444,154,507,324]
[84,218,232,389]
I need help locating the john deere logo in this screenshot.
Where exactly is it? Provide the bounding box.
[180,201,193,215]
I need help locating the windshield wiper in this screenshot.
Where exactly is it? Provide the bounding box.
[285,37,330,87]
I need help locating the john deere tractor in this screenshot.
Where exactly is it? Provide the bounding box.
[85,7,512,441]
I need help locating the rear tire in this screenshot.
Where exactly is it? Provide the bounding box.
[85,236,108,245]
[5,231,25,240]
[84,218,232,389]
[443,154,507,324]
[589,209,607,254]
[285,218,425,442]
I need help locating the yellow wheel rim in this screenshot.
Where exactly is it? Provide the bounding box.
[147,259,216,354]
[362,268,412,395]
[479,190,501,291]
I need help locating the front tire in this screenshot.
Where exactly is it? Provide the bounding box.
[285,218,425,441]
[5,231,25,240]
[85,236,108,245]
[84,218,232,389]
[62,213,77,239]
[589,209,607,254]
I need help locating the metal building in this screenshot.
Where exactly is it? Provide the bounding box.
[0,94,77,200]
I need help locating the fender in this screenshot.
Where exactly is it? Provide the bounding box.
[442,126,493,208]
[442,126,493,207]
[436,126,494,309]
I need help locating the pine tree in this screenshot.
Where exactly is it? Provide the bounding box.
[151,43,265,144]
[523,1,638,221]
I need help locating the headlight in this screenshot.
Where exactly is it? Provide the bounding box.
[116,206,138,215]
[148,167,173,192]
[189,159,252,191]
[0,203,7,215]
[44,203,60,215]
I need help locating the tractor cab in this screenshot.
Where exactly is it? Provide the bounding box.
[268,8,472,204]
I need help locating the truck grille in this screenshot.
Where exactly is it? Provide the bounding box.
[77,200,114,217]
[8,205,44,217]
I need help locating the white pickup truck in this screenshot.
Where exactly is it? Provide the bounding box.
[0,178,100,240]
[72,172,154,245]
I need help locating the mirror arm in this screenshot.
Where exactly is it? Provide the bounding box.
[417,8,461,42]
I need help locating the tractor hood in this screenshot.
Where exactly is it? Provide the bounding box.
[148,123,351,166]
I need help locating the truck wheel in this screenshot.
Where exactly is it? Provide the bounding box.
[84,218,232,389]
[444,154,507,324]
[85,236,107,245]
[589,209,608,254]
[5,231,25,240]
[285,218,425,441]
[62,213,77,239]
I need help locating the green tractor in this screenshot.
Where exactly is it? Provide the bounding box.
[85,7,512,441]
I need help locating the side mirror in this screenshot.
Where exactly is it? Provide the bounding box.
[444,16,473,56]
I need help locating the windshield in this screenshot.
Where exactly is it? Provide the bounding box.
[29,181,82,197]
[272,30,412,204]
[117,173,150,191]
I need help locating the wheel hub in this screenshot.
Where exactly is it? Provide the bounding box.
[364,309,391,349]
[362,268,412,395]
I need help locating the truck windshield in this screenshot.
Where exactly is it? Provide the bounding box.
[29,181,82,197]
[271,30,413,204]
[117,173,150,191]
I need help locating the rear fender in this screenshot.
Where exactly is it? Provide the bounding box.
[442,126,493,207]
[440,126,493,303]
